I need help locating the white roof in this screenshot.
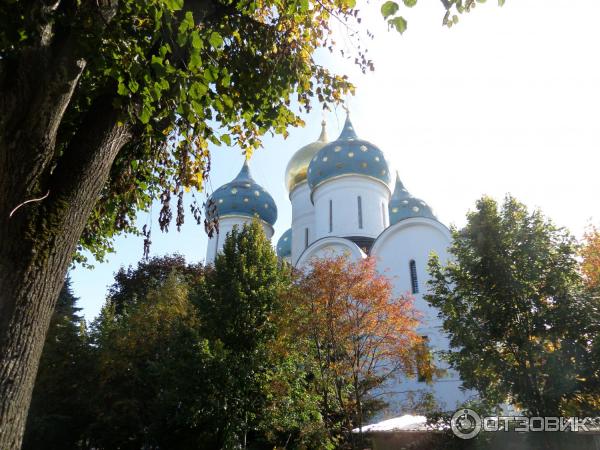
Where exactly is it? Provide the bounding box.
[352,415,428,433]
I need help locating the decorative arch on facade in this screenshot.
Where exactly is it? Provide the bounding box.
[295,236,366,268]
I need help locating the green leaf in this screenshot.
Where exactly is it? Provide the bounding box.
[139,107,151,124]
[191,32,203,50]
[221,134,231,146]
[152,82,164,101]
[117,82,129,96]
[498,0,506,5]
[128,80,139,93]
[190,82,208,99]
[189,53,202,70]
[203,67,217,83]
[179,11,194,33]
[220,68,231,87]
[150,55,165,76]
[403,0,417,7]
[388,16,407,34]
[163,0,183,11]
[222,94,233,109]
[209,31,224,49]
[381,1,399,19]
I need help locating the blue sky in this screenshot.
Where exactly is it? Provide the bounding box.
[72,0,600,320]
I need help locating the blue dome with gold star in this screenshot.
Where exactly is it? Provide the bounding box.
[388,172,436,225]
[307,115,392,192]
[276,228,292,258]
[205,161,277,226]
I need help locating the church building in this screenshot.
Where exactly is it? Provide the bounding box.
[205,114,470,412]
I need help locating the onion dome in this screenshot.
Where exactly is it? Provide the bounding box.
[205,161,277,226]
[276,228,292,258]
[285,121,328,193]
[388,172,436,225]
[307,114,391,192]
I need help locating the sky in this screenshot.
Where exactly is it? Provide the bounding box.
[72,0,600,320]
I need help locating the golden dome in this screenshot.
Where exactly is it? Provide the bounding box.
[285,121,328,192]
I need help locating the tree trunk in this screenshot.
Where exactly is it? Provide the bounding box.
[0,94,131,448]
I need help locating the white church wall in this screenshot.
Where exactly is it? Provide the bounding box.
[205,215,274,265]
[312,175,390,241]
[290,182,315,265]
[370,218,473,412]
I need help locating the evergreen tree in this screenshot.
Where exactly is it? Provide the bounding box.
[426,196,590,416]
[23,277,92,450]
[197,220,326,448]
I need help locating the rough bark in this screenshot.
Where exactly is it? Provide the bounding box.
[0,93,132,448]
[0,33,86,217]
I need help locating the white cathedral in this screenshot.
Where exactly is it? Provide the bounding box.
[204,114,471,413]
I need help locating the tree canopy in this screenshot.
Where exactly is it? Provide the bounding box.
[291,255,426,447]
[195,221,312,447]
[582,226,600,291]
[426,196,595,416]
[90,273,221,449]
[1,0,363,262]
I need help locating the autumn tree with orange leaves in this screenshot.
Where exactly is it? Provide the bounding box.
[568,225,600,415]
[291,255,427,448]
[582,226,600,291]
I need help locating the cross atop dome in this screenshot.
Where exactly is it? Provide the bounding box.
[318,119,328,142]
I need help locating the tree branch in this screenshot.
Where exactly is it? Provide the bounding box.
[0,32,86,218]
[43,96,133,239]
[0,0,122,217]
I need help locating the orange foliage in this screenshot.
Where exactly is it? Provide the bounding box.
[582,226,600,289]
[292,254,424,434]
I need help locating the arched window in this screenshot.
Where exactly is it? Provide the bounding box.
[381,202,386,227]
[357,196,363,229]
[305,227,309,249]
[409,260,419,294]
[329,199,333,233]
